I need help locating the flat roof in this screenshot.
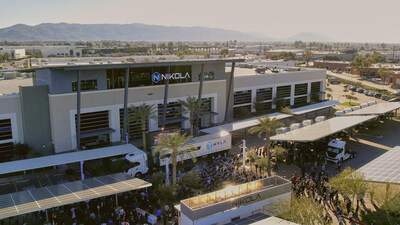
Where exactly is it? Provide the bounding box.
[200,112,292,134]
[21,58,245,72]
[291,100,341,115]
[0,173,151,219]
[0,144,139,175]
[270,115,377,142]
[225,213,299,225]
[358,146,400,184]
[344,102,400,116]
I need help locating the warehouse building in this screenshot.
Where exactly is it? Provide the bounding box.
[0,58,325,160]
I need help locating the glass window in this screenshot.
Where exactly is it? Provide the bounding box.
[72,79,98,91]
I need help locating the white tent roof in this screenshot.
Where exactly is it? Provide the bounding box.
[200,112,292,134]
[270,115,377,142]
[0,173,151,219]
[0,144,140,175]
[291,100,341,115]
[345,102,400,116]
[358,146,400,184]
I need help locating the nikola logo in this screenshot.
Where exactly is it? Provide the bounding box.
[152,72,161,83]
[206,141,213,150]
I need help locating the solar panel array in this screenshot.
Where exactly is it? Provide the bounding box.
[0,173,151,219]
[345,102,400,115]
[358,146,400,184]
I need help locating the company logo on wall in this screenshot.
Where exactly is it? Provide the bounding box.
[151,72,191,84]
[206,141,213,150]
[152,72,161,83]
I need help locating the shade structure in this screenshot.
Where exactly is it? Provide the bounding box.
[290,100,341,115]
[270,115,377,142]
[358,146,400,184]
[0,173,151,219]
[200,112,292,134]
[0,144,140,175]
[344,102,400,116]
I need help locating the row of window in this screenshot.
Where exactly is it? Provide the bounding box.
[0,119,12,141]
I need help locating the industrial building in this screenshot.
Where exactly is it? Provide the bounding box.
[0,58,325,161]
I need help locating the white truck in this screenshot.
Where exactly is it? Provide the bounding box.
[124,148,149,177]
[325,139,357,163]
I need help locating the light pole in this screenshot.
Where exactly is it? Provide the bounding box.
[242,139,247,172]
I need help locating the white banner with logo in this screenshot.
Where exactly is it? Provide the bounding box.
[159,133,232,166]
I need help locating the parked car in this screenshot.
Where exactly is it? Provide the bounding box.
[381,95,390,101]
[368,92,376,96]
[350,86,358,91]
[364,91,370,95]
[343,84,349,88]
[389,98,400,102]
[357,88,364,93]
[375,93,382,98]
[347,85,353,90]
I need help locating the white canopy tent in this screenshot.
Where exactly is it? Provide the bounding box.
[200,112,292,134]
[270,115,377,142]
[344,102,400,116]
[0,144,139,175]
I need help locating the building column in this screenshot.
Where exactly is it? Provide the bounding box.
[251,89,256,113]
[272,86,277,109]
[161,66,171,128]
[290,85,295,106]
[76,70,81,151]
[307,81,312,103]
[224,62,235,123]
[195,64,204,134]
[122,67,129,143]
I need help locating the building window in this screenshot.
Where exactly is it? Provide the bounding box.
[196,98,213,129]
[277,85,291,98]
[0,142,13,163]
[75,110,110,149]
[311,82,321,94]
[72,79,98,91]
[294,96,308,107]
[158,101,183,129]
[0,119,12,141]
[203,72,214,80]
[295,83,308,96]
[234,90,252,105]
[233,105,251,119]
[120,108,148,139]
[256,87,272,101]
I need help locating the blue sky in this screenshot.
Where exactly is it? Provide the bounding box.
[1,0,399,43]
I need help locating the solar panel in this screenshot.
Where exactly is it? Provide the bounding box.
[358,146,400,184]
[345,102,400,116]
[0,173,151,219]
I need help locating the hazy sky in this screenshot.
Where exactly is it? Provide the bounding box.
[0,0,399,43]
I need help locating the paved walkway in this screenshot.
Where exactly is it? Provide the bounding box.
[327,71,400,94]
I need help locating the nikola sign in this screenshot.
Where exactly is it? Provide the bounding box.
[151,72,191,84]
[232,193,262,207]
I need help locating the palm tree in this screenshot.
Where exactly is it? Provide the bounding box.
[248,117,283,176]
[179,96,206,135]
[255,157,269,176]
[152,133,197,186]
[128,103,157,151]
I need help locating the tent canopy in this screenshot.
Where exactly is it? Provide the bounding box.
[0,144,140,175]
[270,115,377,142]
[0,173,151,219]
[200,112,292,134]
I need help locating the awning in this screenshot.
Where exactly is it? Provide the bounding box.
[0,144,140,175]
[0,173,151,219]
[80,128,115,138]
[200,112,292,134]
[291,100,341,115]
[358,146,400,184]
[270,115,377,142]
[344,102,400,116]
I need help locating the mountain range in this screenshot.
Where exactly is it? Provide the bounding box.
[0,23,333,42]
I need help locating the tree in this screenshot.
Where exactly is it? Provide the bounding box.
[377,66,392,84]
[255,157,269,176]
[176,51,185,59]
[152,133,197,186]
[322,55,340,61]
[248,117,283,176]
[271,146,286,163]
[271,196,325,225]
[350,55,372,77]
[302,50,313,66]
[157,184,177,205]
[13,143,32,159]
[128,103,157,151]
[178,170,202,189]
[179,96,206,135]
[280,106,293,115]
[369,182,400,223]
[328,167,370,203]
[346,92,357,104]
[370,51,386,63]
[220,48,229,57]
[246,148,258,173]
